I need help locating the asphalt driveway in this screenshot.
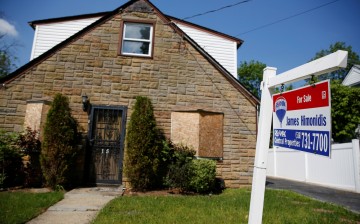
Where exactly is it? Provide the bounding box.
[266,177,360,214]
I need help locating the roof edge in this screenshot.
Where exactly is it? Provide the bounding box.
[28,11,110,29]
[168,15,243,48]
[1,1,133,84]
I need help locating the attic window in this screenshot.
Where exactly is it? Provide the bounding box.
[120,22,154,57]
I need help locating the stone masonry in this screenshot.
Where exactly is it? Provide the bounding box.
[0,0,258,188]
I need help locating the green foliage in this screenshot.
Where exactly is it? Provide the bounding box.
[237,60,266,99]
[18,127,41,155]
[0,129,23,188]
[164,142,216,194]
[164,142,196,191]
[0,35,18,78]
[188,159,216,194]
[331,82,360,142]
[310,42,360,81]
[0,50,13,77]
[125,96,165,191]
[41,93,79,189]
[18,127,42,187]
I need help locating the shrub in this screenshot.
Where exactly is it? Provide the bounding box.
[164,142,195,191]
[41,93,79,189]
[125,96,164,191]
[164,142,217,194]
[0,130,23,188]
[18,127,42,187]
[188,159,216,194]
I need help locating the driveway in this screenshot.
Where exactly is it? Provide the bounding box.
[266,177,360,214]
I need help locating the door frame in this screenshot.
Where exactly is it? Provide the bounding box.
[87,105,127,185]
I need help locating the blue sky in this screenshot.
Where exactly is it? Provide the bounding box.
[1,0,360,75]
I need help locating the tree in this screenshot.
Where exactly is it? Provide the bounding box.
[330,82,360,143]
[310,42,360,81]
[0,34,18,78]
[41,93,79,189]
[237,60,266,99]
[0,14,20,77]
[125,96,164,190]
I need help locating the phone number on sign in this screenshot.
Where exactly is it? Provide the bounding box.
[274,129,330,156]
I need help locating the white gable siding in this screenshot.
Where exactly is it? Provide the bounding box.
[30,17,101,60]
[175,23,238,77]
[30,17,239,78]
[342,65,360,87]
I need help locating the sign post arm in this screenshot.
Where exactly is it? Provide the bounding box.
[268,50,348,88]
[248,67,276,224]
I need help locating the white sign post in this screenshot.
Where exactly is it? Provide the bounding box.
[248,50,348,224]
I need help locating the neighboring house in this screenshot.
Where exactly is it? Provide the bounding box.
[0,0,259,188]
[342,64,360,87]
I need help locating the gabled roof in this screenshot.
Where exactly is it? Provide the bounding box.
[0,0,258,105]
[342,64,360,87]
[28,12,109,29]
[28,11,243,49]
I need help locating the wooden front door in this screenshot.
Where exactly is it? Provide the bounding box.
[88,106,127,184]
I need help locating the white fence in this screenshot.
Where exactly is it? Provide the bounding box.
[267,139,360,193]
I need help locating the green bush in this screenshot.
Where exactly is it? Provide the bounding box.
[125,96,165,191]
[188,159,216,194]
[164,142,195,191]
[0,130,23,188]
[164,142,217,194]
[18,127,42,187]
[331,82,360,142]
[41,93,79,189]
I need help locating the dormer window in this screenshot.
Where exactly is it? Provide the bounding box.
[120,21,154,57]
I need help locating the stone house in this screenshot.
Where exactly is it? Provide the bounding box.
[0,0,259,188]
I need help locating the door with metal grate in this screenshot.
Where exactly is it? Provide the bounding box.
[88,106,127,184]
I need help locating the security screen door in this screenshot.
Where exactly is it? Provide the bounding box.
[88,106,127,184]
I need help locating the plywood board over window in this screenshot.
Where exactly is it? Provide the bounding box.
[171,110,223,159]
[24,100,51,139]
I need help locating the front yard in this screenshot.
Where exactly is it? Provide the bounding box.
[93,188,360,224]
[0,188,358,224]
[0,190,64,224]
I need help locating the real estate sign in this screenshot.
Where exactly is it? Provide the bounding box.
[272,80,331,157]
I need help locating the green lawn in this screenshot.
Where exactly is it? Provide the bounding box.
[0,191,64,224]
[93,188,360,224]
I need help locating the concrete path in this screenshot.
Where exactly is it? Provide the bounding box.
[266,177,360,214]
[27,187,123,224]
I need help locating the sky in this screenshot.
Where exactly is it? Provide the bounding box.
[1,0,360,76]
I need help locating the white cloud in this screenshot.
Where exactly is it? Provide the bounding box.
[0,18,18,37]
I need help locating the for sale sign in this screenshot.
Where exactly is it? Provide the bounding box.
[272,80,331,157]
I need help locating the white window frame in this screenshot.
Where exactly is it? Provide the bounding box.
[121,22,154,57]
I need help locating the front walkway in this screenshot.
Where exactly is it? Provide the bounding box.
[266,177,360,214]
[27,187,123,224]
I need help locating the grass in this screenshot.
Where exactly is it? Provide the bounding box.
[0,190,64,224]
[93,188,360,224]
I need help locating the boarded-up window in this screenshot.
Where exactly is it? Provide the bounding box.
[24,100,51,139]
[171,110,223,158]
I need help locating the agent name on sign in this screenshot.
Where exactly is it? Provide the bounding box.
[285,113,327,127]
